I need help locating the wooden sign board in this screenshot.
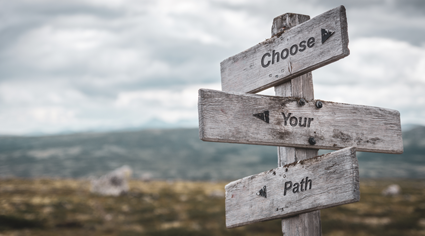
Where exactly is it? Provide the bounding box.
[198,89,403,154]
[225,147,359,228]
[221,5,349,94]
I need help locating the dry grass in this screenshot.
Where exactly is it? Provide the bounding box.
[1,178,425,235]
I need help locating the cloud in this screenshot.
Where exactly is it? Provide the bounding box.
[0,0,424,134]
[314,37,425,124]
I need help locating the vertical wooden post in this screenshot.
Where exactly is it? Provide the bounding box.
[273,13,322,236]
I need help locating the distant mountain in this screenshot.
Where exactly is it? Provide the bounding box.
[401,123,424,131]
[0,126,424,180]
[0,129,277,180]
[356,125,425,178]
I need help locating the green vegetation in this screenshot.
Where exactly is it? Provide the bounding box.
[1,126,425,180]
[1,178,425,235]
[0,129,278,180]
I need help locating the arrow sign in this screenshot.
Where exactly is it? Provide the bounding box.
[321,28,335,43]
[225,147,360,228]
[220,6,349,93]
[198,89,403,154]
[253,111,269,123]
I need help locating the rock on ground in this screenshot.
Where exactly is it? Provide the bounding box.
[91,166,132,196]
[382,184,401,196]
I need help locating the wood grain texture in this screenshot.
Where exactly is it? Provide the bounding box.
[275,74,316,165]
[271,13,310,37]
[221,5,349,94]
[281,211,321,236]
[276,75,321,236]
[198,89,403,154]
[225,147,360,228]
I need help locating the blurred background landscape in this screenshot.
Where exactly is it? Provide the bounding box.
[1,124,425,180]
[1,0,425,235]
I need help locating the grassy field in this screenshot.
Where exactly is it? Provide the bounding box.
[1,178,425,236]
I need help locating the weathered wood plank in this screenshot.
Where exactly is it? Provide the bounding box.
[271,13,310,37]
[221,5,349,94]
[274,14,322,236]
[198,89,403,154]
[275,57,321,236]
[281,211,321,235]
[225,147,360,228]
[276,75,319,221]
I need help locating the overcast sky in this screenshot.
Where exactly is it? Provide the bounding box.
[1,0,424,135]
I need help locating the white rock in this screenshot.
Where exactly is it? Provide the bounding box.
[91,165,132,196]
[382,184,401,196]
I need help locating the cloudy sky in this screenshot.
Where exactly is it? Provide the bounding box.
[1,0,424,135]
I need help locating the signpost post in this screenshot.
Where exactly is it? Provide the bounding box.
[198,5,403,236]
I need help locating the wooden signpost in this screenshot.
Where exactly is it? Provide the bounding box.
[198,5,403,236]
[225,147,359,228]
[199,89,403,154]
[221,6,349,94]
